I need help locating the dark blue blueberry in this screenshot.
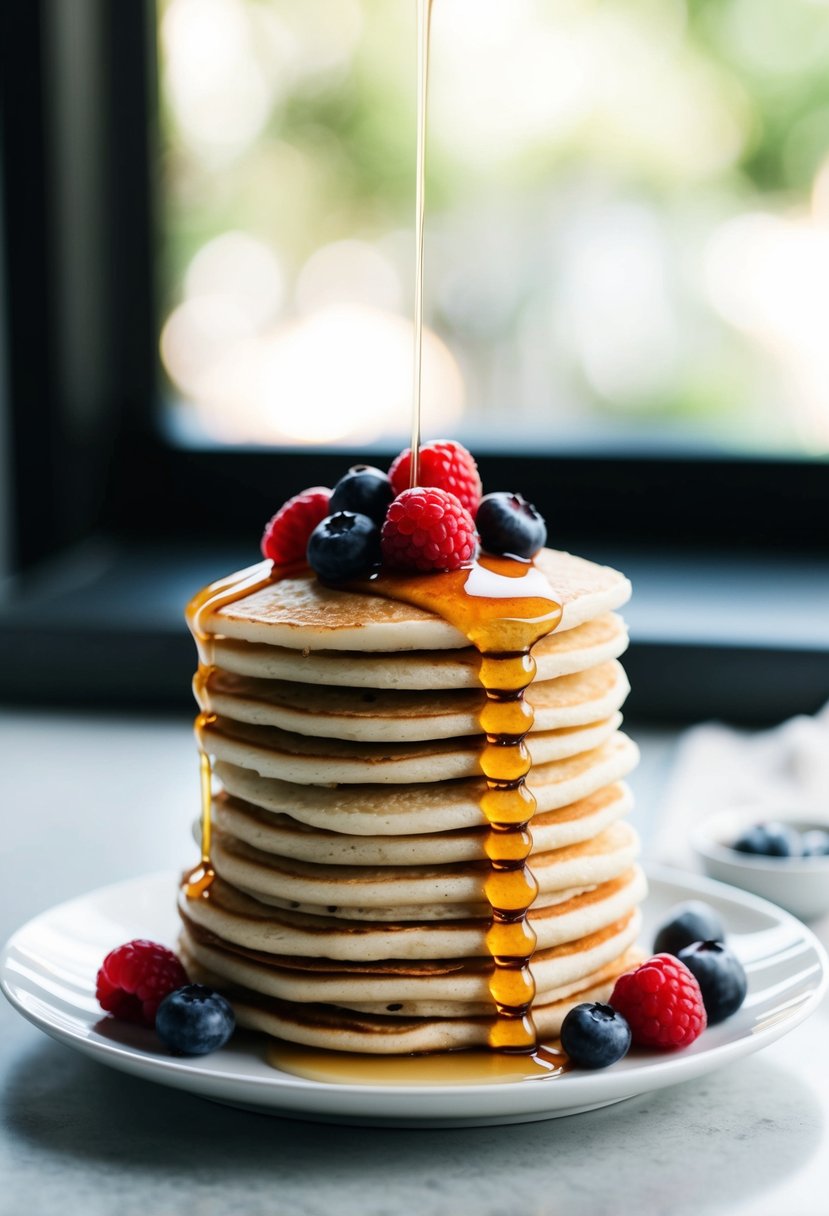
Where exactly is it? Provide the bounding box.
[801,829,829,857]
[155,985,235,1056]
[653,900,726,956]
[733,821,802,857]
[677,941,748,1024]
[559,1002,631,1069]
[307,511,380,581]
[476,492,547,559]
[329,465,394,526]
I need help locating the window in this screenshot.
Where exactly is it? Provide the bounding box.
[1,1,827,720]
[156,0,829,459]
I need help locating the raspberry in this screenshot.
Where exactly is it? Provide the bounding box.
[261,487,331,564]
[389,440,482,515]
[381,487,477,573]
[610,954,707,1050]
[96,939,188,1027]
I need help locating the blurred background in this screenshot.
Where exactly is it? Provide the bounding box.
[0,0,827,718]
[156,0,829,455]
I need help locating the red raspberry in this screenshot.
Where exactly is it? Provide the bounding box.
[261,487,331,564]
[610,954,707,1050]
[389,440,482,515]
[96,939,188,1027]
[381,487,477,573]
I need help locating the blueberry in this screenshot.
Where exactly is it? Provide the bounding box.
[329,465,394,526]
[733,821,802,857]
[307,511,380,581]
[476,492,547,559]
[559,1002,631,1069]
[677,941,748,1024]
[653,900,726,956]
[155,985,235,1056]
[801,829,829,857]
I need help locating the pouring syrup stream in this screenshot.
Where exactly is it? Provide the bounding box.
[409,0,433,489]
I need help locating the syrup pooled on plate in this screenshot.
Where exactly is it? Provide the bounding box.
[267,1041,568,1087]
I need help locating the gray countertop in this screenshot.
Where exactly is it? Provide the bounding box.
[1,710,827,1216]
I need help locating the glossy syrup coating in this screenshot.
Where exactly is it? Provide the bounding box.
[365,554,562,1052]
[185,561,278,899]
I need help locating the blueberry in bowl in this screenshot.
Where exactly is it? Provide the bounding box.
[691,807,829,921]
[733,821,804,858]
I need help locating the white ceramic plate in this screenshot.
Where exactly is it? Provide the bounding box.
[1,867,826,1127]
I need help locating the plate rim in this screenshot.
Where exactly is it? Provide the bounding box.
[2,865,826,1116]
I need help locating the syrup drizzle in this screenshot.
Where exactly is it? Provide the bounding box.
[184,561,275,899]
[409,0,433,489]
[184,555,562,1054]
[364,557,562,1052]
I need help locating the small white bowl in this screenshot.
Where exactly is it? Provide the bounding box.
[691,806,829,922]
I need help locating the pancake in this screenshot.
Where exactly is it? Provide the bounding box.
[204,549,631,653]
[198,660,629,742]
[201,712,623,785]
[206,820,639,919]
[209,780,633,865]
[179,842,641,958]
[210,612,628,690]
[213,732,639,836]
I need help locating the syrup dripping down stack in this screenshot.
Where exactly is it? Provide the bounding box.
[178,547,645,1053]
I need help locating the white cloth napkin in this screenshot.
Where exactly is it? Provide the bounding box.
[652,702,829,869]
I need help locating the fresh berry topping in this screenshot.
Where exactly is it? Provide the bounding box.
[380,487,477,573]
[475,492,547,559]
[560,1002,632,1069]
[307,511,380,581]
[261,487,331,565]
[329,465,394,525]
[733,821,802,857]
[677,941,748,1025]
[388,440,482,514]
[155,984,236,1056]
[653,900,726,957]
[96,940,188,1027]
[610,954,707,1050]
[801,828,829,856]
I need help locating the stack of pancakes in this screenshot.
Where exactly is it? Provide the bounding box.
[178,548,645,1053]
